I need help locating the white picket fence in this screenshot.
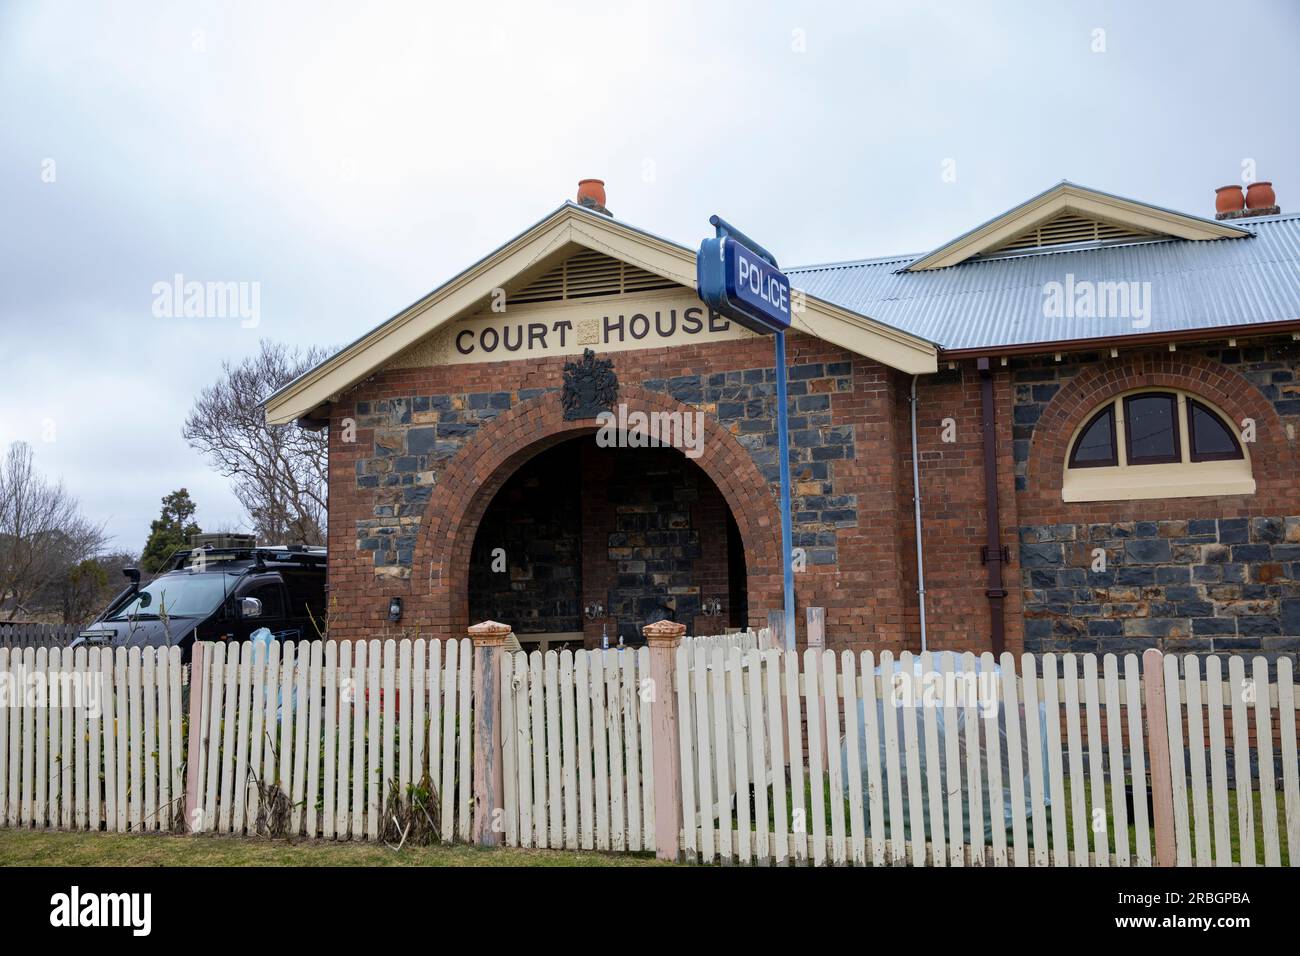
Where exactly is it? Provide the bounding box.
[187,638,475,841]
[0,645,184,832]
[2,635,1297,868]
[674,647,1298,867]
[499,646,655,852]
[1162,653,1297,866]
[491,629,768,853]
[683,631,767,654]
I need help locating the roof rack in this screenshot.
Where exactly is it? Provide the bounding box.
[160,544,326,573]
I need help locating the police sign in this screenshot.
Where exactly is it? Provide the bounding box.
[696,233,792,335]
[696,215,798,650]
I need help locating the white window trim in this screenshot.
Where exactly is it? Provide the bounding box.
[1062,389,1254,502]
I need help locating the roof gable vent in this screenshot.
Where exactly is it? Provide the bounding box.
[510,249,677,304]
[983,211,1156,256]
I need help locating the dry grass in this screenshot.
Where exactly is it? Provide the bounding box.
[380,772,441,848]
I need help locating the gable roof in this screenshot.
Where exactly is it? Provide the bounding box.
[788,210,1300,353]
[903,181,1251,271]
[264,202,938,425]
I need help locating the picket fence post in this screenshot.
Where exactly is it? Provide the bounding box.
[643,619,686,862]
[183,642,206,834]
[1141,648,1177,866]
[470,620,510,846]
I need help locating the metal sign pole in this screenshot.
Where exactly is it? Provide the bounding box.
[696,216,796,651]
[774,328,796,650]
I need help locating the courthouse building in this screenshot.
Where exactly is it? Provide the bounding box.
[265,179,1300,662]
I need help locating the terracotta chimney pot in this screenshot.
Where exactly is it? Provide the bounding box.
[1215,185,1245,215]
[1245,181,1276,210]
[575,179,611,216]
[577,178,606,207]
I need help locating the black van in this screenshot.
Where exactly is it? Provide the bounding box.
[72,545,327,663]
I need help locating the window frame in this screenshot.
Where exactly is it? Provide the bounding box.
[1066,404,1118,468]
[1121,391,1182,465]
[1062,388,1253,503]
[1187,397,1245,463]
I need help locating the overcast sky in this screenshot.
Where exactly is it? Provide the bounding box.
[1,0,1297,553]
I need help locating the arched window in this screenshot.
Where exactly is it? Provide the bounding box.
[1062,390,1252,502]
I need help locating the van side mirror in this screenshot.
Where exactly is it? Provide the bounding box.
[239,596,263,619]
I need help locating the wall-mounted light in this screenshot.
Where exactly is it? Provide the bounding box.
[702,598,722,617]
[584,602,604,620]
[387,597,403,623]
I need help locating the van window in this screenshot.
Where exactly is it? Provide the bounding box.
[241,578,286,619]
[108,571,239,621]
[282,570,327,623]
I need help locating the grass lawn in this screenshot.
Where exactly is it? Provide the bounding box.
[0,829,672,867]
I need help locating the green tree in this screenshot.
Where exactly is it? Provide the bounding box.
[140,489,202,574]
[63,557,108,624]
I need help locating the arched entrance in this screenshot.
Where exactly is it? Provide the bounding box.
[467,435,749,649]
[410,386,781,640]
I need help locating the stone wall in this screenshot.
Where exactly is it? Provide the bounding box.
[325,331,912,646]
[346,354,859,576]
[1011,335,1300,667]
[642,361,857,567]
[1021,515,1300,663]
[600,445,726,640]
[467,442,582,634]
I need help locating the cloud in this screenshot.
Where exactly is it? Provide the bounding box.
[1,0,1297,552]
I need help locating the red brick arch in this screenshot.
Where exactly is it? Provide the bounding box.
[407,383,784,637]
[1021,351,1296,521]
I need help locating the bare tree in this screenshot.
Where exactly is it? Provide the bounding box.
[0,442,108,620]
[184,340,330,545]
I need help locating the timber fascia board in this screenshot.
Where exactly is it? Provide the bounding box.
[265,204,937,424]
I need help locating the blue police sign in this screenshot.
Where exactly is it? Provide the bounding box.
[696,216,798,650]
[697,232,792,335]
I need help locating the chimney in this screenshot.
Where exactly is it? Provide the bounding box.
[576,179,611,217]
[1216,180,1280,220]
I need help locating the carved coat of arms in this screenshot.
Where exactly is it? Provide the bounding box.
[562,349,618,420]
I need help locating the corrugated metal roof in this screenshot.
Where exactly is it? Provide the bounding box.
[788,213,1300,352]
[899,180,1251,272]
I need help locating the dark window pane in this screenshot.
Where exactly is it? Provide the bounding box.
[1069,405,1116,467]
[1189,399,1242,461]
[242,579,285,618]
[282,569,327,620]
[1124,393,1180,464]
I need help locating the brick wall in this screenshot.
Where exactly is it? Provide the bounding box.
[1011,338,1300,666]
[323,315,1299,665]
[324,331,911,648]
[895,365,1024,656]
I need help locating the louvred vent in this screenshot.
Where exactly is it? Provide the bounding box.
[510,250,676,304]
[985,212,1156,255]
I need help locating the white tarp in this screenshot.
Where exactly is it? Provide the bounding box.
[841,651,1050,843]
